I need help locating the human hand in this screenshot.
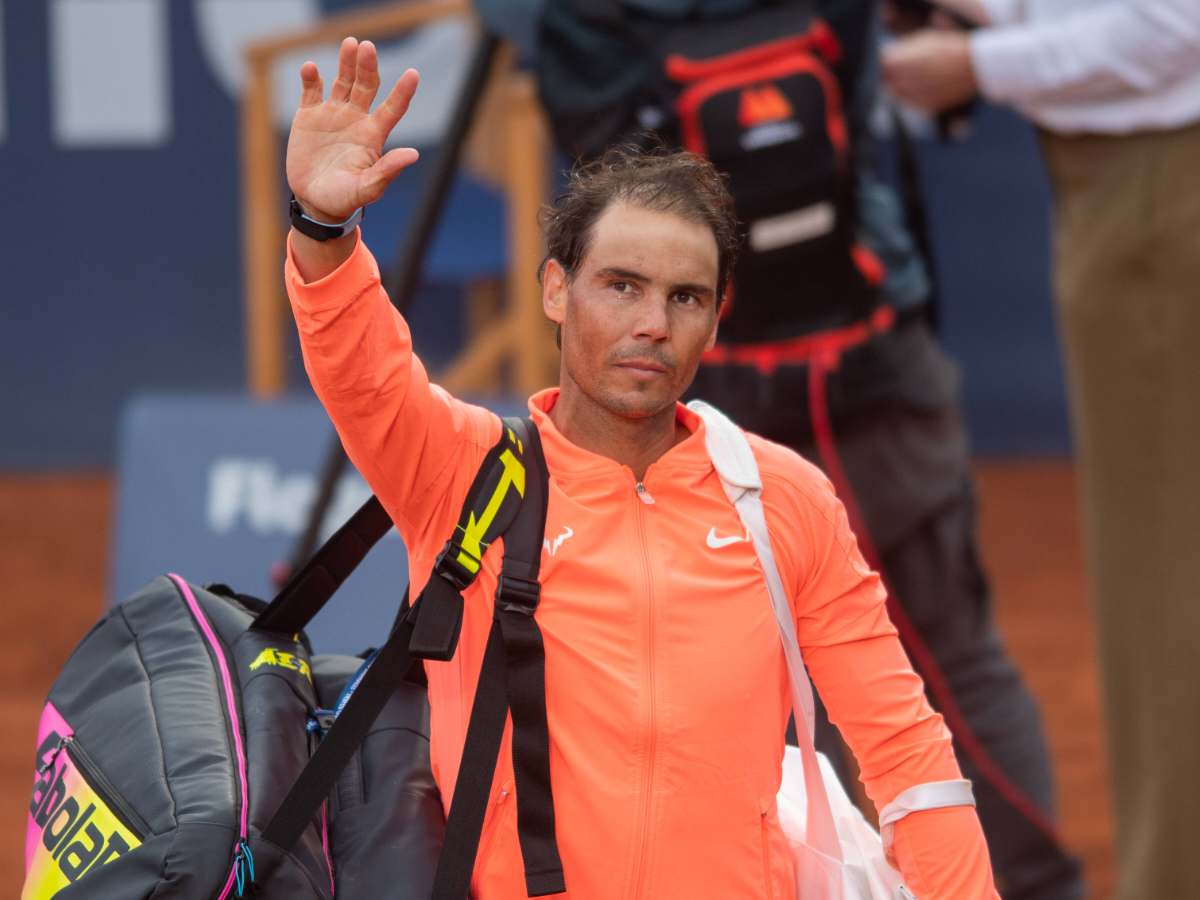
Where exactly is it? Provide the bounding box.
[286,37,421,223]
[881,29,978,113]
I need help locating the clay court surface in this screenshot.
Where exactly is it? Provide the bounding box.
[0,462,1115,896]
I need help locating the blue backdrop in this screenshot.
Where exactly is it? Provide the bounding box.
[0,0,1069,468]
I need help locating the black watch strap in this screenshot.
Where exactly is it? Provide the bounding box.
[289,194,364,242]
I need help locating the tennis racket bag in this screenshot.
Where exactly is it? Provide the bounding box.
[23,416,558,899]
[22,523,442,899]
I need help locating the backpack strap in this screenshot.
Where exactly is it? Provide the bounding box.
[495,419,563,895]
[434,416,565,898]
[409,421,531,661]
[253,495,394,634]
[687,399,842,862]
[252,415,530,645]
[687,399,975,855]
[261,589,418,853]
[259,417,565,898]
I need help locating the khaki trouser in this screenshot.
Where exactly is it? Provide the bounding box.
[1042,121,1200,899]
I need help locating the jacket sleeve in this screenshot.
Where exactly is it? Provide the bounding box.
[284,230,501,547]
[763,467,998,899]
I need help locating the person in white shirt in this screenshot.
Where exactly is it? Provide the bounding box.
[881,3,1200,897]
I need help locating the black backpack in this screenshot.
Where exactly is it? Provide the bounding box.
[538,0,886,348]
[23,417,564,899]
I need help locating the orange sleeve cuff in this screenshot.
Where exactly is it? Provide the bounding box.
[284,227,378,315]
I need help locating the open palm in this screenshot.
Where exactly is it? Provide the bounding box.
[286,37,421,223]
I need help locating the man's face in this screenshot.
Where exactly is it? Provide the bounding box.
[543,201,721,420]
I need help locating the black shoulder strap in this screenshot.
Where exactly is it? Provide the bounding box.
[433,417,565,898]
[257,417,541,869]
[261,589,417,852]
[496,420,562,896]
[409,420,531,660]
[252,410,525,641]
[253,495,393,635]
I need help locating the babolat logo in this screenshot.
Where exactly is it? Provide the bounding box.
[249,647,312,682]
[24,729,142,896]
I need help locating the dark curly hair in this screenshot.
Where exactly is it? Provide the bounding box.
[539,144,740,302]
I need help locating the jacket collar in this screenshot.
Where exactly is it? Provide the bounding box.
[526,388,712,482]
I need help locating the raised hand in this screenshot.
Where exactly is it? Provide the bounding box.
[286,37,421,223]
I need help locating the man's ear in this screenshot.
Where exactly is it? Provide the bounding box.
[542,258,568,326]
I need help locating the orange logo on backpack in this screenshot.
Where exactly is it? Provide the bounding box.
[738,85,794,128]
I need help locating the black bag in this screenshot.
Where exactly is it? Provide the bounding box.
[538,0,886,346]
[312,655,444,898]
[22,505,439,899]
[23,417,563,899]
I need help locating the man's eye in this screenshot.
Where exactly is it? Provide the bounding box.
[611,281,631,293]
[673,292,698,305]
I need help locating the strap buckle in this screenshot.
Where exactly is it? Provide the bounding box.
[497,574,541,615]
[435,541,479,591]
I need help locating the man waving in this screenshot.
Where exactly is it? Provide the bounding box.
[285,36,997,898]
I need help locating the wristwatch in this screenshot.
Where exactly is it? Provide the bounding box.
[289,195,364,241]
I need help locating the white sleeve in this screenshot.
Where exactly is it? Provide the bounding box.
[970,0,1200,104]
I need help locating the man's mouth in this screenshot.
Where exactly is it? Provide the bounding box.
[615,359,669,374]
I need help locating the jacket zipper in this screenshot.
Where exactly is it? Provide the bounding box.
[61,737,153,839]
[628,480,657,898]
[168,574,250,899]
[759,809,775,900]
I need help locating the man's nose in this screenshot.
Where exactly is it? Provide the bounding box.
[633,296,671,341]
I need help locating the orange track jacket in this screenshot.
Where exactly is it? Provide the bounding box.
[286,234,998,899]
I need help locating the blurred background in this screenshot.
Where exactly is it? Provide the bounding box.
[0,0,1111,895]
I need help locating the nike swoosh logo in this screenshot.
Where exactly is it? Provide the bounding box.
[706,527,750,549]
